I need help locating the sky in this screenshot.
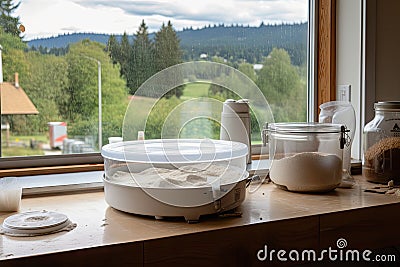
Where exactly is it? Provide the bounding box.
[15,0,308,41]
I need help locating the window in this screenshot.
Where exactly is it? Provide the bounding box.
[0,0,335,171]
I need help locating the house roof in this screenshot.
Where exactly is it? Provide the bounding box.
[0,82,39,115]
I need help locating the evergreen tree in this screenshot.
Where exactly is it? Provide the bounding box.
[154,21,183,98]
[0,0,21,37]
[106,34,120,65]
[154,21,182,70]
[119,32,131,81]
[128,20,155,95]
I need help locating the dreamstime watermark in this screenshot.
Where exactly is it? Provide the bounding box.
[257,238,397,263]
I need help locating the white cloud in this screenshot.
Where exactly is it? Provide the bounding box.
[16,0,307,40]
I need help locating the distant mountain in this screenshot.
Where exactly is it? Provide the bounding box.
[28,33,113,48]
[27,23,307,65]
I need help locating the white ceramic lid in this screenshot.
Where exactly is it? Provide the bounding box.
[1,210,73,236]
[101,139,248,163]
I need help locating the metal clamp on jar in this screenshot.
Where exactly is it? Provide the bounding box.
[263,122,349,192]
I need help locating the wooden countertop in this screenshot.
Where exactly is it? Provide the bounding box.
[1,175,400,266]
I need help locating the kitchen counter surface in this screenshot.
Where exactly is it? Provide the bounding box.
[1,175,400,266]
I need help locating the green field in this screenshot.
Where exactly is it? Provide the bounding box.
[1,132,48,157]
[182,82,210,99]
[2,146,45,157]
[8,135,48,142]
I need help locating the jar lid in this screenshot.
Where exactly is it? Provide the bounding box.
[222,99,249,114]
[267,122,344,134]
[101,139,248,163]
[374,101,400,111]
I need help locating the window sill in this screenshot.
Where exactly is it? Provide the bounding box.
[0,163,104,178]
[20,170,104,196]
[1,175,400,266]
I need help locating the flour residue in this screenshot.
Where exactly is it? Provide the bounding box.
[109,163,245,188]
[25,216,50,222]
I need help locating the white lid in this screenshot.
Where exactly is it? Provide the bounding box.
[1,210,73,236]
[268,122,344,133]
[222,99,250,114]
[101,139,248,163]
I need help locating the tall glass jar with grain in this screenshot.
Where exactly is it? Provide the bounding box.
[363,101,400,184]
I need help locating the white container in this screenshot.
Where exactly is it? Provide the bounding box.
[319,101,356,173]
[101,139,248,222]
[266,123,347,192]
[48,122,67,149]
[0,177,22,212]
[108,137,123,144]
[220,99,251,163]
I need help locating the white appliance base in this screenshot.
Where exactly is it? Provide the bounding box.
[103,177,247,223]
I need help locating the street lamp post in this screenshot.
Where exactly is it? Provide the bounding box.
[97,60,102,150]
[83,56,102,150]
